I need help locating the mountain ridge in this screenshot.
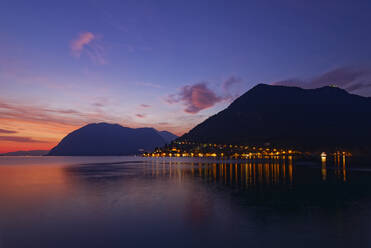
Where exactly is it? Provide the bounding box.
[47,123,177,156]
[178,84,371,153]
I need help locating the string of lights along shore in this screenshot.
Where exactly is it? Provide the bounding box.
[143,141,352,159]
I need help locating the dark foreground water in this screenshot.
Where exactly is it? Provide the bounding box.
[0,156,371,248]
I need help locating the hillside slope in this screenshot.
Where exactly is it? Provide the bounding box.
[179,84,371,152]
[48,123,177,156]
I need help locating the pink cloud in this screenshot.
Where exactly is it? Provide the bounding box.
[167,82,224,114]
[70,32,107,64]
[136,114,146,118]
[70,32,95,57]
[140,104,151,108]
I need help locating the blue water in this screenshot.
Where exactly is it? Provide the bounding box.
[0,156,370,248]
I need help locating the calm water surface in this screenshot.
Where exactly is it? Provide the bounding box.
[0,156,371,248]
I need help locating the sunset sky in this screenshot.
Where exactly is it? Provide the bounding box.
[1,0,371,153]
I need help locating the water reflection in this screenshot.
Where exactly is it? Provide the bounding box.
[322,155,350,182]
[171,160,296,187]
[0,156,369,248]
[141,157,352,188]
[60,156,354,191]
[322,156,327,181]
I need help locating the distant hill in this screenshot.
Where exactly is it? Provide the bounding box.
[158,131,178,143]
[179,84,371,153]
[47,123,177,156]
[0,150,49,156]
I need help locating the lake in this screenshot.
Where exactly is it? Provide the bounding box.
[0,156,371,248]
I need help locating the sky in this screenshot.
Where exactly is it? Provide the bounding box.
[1,0,371,153]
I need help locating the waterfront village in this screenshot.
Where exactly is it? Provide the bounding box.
[142,141,352,159]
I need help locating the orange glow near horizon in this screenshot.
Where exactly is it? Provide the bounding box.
[0,118,80,153]
[0,96,193,153]
[0,116,187,153]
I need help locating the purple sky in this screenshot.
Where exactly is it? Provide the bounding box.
[1,0,371,152]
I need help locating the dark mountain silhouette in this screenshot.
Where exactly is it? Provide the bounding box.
[47,123,177,156]
[158,131,178,143]
[0,150,49,156]
[179,84,371,153]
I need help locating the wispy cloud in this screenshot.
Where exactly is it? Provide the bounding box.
[166,82,225,114]
[0,99,167,152]
[0,136,47,143]
[70,32,107,64]
[221,76,243,102]
[92,97,110,108]
[93,102,105,107]
[345,82,371,92]
[70,32,95,56]
[222,76,242,90]
[45,109,80,114]
[0,128,17,134]
[140,104,151,108]
[0,100,117,127]
[272,66,371,93]
[157,122,169,125]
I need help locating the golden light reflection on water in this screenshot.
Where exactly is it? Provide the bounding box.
[144,158,296,187]
[144,156,351,187]
[0,156,351,214]
[322,155,349,182]
[321,156,327,181]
